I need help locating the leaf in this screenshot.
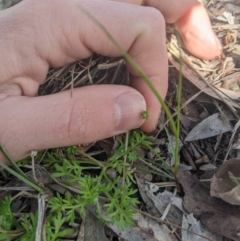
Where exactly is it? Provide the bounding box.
[177,171,240,241]
[182,213,223,241]
[210,158,240,205]
[78,210,108,241]
[108,212,178,241]
[0,233,11,241]
[136,178,182,226]
[185,112,233,141]
[0,196,13,231]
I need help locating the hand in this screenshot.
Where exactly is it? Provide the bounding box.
[0,0,221,162]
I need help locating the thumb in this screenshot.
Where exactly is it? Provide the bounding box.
[0,85,146,162]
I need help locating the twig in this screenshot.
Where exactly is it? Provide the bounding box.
[122,131,129,187]
[133,208,217,241]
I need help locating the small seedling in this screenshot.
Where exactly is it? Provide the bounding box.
[141,110,149,120]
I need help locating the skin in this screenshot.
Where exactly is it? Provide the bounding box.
[0,0,221,162]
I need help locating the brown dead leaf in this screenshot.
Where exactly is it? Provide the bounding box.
[177,171,240,241]
[211,158,240,205]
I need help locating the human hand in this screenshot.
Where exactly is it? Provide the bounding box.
[0,0,221,162]
[143,0,222,60]
[111,0,221,59]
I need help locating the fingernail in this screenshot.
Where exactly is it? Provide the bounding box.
[115,93,146,131]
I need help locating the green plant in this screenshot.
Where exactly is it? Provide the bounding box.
[47,130,160,229]
[16,212,38,241]
[0,202,74,241]
[0,196,13,231]
[46,212,74,241]
[0,146,45,193]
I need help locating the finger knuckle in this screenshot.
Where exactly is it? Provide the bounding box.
[143,7,165,30]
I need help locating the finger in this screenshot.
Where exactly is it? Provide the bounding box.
[144,0,221,60]
[0,85,146,162]
[175,2,222,60]
[144,0,197,23]
[108,0,143,4]
[1,0,168,132]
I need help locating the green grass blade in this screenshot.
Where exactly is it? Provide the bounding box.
[0,161,44,193]
[0,146,45,193]
[0,146,29,178]
[174,54,183,173]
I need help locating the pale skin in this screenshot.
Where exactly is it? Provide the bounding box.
[0,0,221,162]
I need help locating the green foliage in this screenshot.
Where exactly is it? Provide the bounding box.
[46,130,164,229]
[66,145,78,157]
[46,212,74,241]
[104,181,139,229]
[16,212,38,241]
[0,209,74,241]
[109,130,153,164]
[0,196,13,231]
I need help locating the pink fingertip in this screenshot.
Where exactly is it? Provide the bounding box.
[175,3,222,60]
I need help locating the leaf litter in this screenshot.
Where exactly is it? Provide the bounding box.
[1,0,240,240]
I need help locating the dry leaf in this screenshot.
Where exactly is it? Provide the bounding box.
[232,139,240,149]
[78,210,108,241]
[177,171,240,241]
[199,163,217,171]
[211,158,240,205]
[185,112,233,141]
[182,213,223,241]
[108,212,178,241]
[136,177,182,225]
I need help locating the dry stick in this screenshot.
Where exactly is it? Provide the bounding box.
[155,181,176,187]
[138,157,172,177]
[94,69,109,84]
[224,119,240,162]
[38,149,48,165]
[35,194,46,241]
[98,59,123,69]
[161,188,177,221]
[212,98,229,124]
[31,151,38,183]
[62,68,86,91]
[70,64,75,98]
[212,24,240,29]
[181,52,239,117]
[44,65,69,84]
[133,208,216,241]
[87,55,94,85]
[122,131,129,188]
[111,59,125,84]
[155,89,204,139]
